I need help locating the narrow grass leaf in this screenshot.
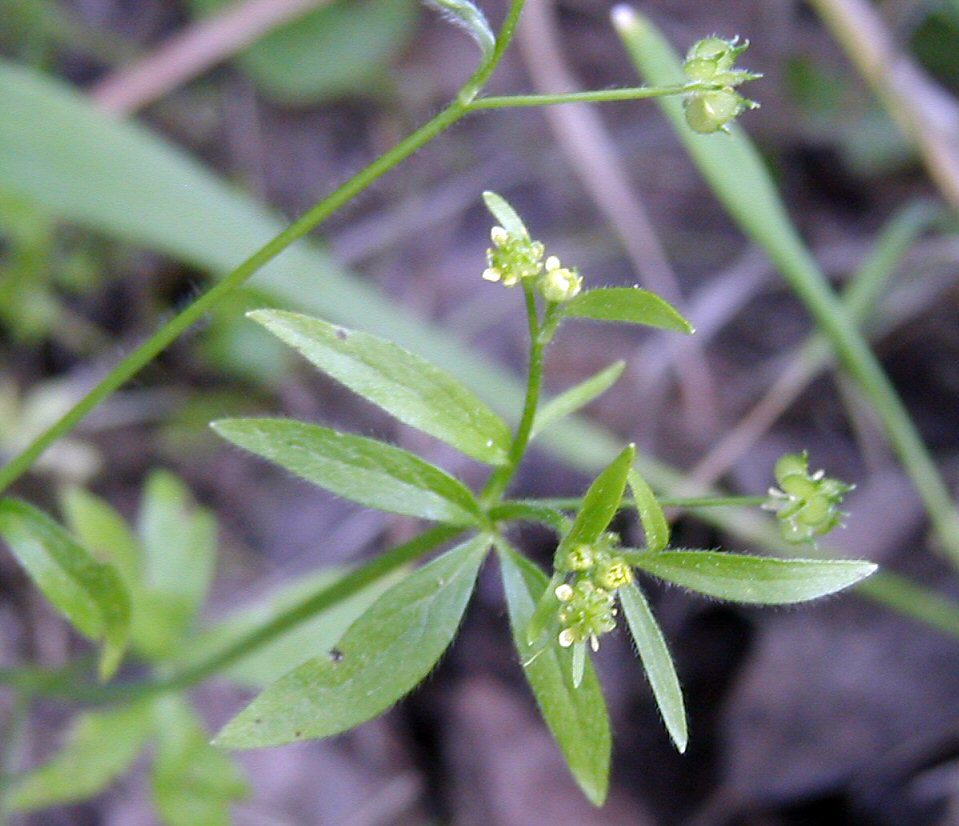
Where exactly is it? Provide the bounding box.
[180,567,403,688]
[425,0,495,58]
[211,418,483,526]
[249,309,511,465]
[631,550,877,604]
[0,499,129,679]
[627,468,669,552]
[499,544,610,806]
[152,696,248,826]
[619,582,687,752]
[531,361,625,438]
[561,288,693,334]
[6,702,153,811]
[214,535,489,748]
[482,190,529,238]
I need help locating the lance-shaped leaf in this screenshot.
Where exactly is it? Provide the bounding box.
[627,468,669,552]
[426,0,495,59]
[561,288,693,334]
[499,544,610,806]
[212,418,484,527]
[152,696,248,826]
[559,444,635,557]
[213,535,490,748]
[180,566,404,688]
[6,702,153,811]
[527,444,635,645]
[482,190,529,238]
[630,550,877,604]
[619,582,687,752]
[249,310,511,466]
[531,361,625,438]
[0,499,130,679]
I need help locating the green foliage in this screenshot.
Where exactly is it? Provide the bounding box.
[628,550,877,604]
[619,582,686,752]
[178,566,403,688]
[531,360,625,439]
[214,534,490,748]
[190,0,418,105]
[0,7,889,815]
[5,702,153,811]
[560,287,694,333]
[426,0,495,58]
[0,499,130,679]
[249,309,512,465]
[627,468,670,553]
[498,543,610,805]
[211,418,485,526]
[151,697,249,826]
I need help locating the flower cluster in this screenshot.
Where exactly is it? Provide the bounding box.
[764,452,854,543]
[482,226,582,303]
[682,36,761,134]
[554,533,632,651]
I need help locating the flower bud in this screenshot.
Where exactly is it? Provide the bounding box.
[683,89,747,134]
[537,255,583,303]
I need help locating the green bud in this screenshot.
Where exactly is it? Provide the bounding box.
[765,452,854,544]
[683,89,746,134]
[538,255,583,303]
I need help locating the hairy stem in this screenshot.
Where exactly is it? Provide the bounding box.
[481,284,549,504]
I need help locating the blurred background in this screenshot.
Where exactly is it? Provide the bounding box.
[2,0,959,823]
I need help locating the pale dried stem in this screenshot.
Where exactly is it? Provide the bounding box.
[91,0,329,116]
[809,0,959,211]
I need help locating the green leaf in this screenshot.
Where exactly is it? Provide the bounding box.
[0,499,130,679]
[498,544,610,806]
[531,361,625,438]
[558,444,635,556]
[619,582,686,752]
[6,702,153,811]
[249,309,511,465]
[61,486,140,587]
[425,0,494,58]
[213,534,489,748]
[180,566,404,688]
[190,0,418,105]
[211,418,484,527]
[627,468,669,552]
[561,288,693,334]
[152,696,248,826]
[482,190,530,238]
[138,470,217,629]
[630,550,878,604]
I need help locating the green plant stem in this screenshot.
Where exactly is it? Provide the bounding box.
[0,0,710,498]
[468,82,706,109]
[5,525,461,704]
[0,0,523,496]
[525,495,769,511]
[481,284,548,504]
